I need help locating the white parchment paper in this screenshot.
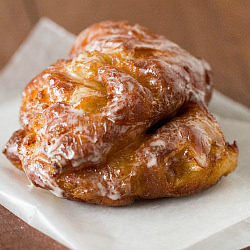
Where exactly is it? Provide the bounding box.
[0,18,250,250]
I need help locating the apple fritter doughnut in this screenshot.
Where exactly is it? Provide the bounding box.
[3,21,238,206]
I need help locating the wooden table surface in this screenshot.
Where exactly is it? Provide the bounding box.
[0,0,249,249]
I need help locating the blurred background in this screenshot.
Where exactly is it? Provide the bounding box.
[0,1,250,248]
[0,0,249,107]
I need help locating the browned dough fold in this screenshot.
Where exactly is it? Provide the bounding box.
[3,20,238,206]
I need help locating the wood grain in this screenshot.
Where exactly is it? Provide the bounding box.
[0,1,249,249]
[0,205,67,249]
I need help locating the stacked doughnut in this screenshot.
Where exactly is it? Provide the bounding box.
[3,21,238,206]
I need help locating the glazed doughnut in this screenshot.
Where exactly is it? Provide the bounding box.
[3,21,238,206]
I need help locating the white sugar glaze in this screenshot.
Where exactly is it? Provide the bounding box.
[97,182,121,200]
[147,154,158,168]
[4,21,219,203]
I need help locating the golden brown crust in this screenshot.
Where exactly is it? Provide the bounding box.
[56,103,238,206]
[3,20,238,206]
